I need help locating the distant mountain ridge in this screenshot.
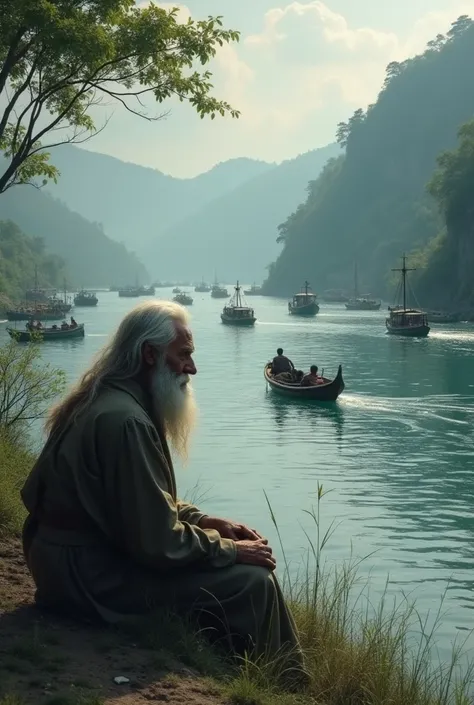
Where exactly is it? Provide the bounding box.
[0,187,147,287]
[45,143,338,283]
[144,144,340,282]
[47,146,274,251]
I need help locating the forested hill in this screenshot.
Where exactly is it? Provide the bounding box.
[0,187,147,287]
[262,16,474,299]
[416,120,474,314]
[0,220,64,307]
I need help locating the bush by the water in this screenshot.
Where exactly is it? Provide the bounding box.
[0,432,33,537]
[0,340,472,704]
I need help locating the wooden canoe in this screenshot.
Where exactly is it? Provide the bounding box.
[7,324,85,342]
[264,363,344,401]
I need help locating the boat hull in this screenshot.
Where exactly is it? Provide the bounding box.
[7,324,85,342]
[385,322,430,337]
[74,298,98,306]
[288,302,319,316]
[221,315,256,326]
[345,301,381,311]
[7,310,69,321]
[264,364,344,401]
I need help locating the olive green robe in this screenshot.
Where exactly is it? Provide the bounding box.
[21,380,302,665]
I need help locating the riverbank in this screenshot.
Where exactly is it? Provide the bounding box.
[0,435,472,705]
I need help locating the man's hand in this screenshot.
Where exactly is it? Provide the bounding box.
[235,539,276,571]
[198,516,263,542]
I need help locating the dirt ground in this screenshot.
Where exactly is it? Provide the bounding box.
[0,538,229,705]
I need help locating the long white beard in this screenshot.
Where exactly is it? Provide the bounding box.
[151,361,197,461]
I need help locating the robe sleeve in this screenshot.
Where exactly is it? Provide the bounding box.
[106,416,236,570]
[176,500,206,526]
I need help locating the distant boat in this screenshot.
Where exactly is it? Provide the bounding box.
[139,285,155,296]
[172,287,182,294]
[211,276,229,298]
[288,281,319,316]
[195,279,211,293]
[6,306,69,321]
[345,263,381,311]
[118,285,141,297]
[74,290,98,306]
[322,289,349,303]
[427,310,458,324]
[386,254,430,337]
[8,276,71,320]
[7,323,85,342]
[173,292,193,306]
[244,283,262,296]
[221,282,256,326]
[264,363,344,401]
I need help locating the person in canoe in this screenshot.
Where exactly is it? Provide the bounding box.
[301,365,323,386]
[271,348,294,375]
[20,300,304,682]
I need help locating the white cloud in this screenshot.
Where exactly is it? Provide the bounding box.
[98,1,474,175]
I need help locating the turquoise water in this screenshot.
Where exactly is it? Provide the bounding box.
[2,290,474,661]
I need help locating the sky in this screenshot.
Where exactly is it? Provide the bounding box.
[84,0,474,177]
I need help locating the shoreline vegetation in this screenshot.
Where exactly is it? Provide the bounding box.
[1,423,473,704]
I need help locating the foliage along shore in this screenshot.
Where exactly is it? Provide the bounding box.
[262,16,474,314]
[0,426,472,704]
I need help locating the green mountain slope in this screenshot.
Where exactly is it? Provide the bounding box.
[46,146,273,252]
[263,16,474,299]
[0,187,147,287]
[143,144,339,283]
[0,220,64,307]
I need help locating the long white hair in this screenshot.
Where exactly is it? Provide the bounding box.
[46,300,190,438]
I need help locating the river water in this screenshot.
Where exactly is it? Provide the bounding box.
[2,289,474,662]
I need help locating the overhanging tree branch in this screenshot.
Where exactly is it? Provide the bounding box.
[0,1,241,193]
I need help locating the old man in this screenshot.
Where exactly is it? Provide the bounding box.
[21,301,303,669]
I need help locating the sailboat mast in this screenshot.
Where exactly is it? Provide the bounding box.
[402,255,406,311]
[392,254,416,311]
[305,280,309,296]
[236,281,241,307]
[354,262,358,299]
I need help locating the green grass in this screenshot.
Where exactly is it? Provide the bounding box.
[0,432,33,537]
[0,697,25,705]
[1,435,473,705]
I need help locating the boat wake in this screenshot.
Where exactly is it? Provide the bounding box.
[429,330,474,343]
[340,393,474,426]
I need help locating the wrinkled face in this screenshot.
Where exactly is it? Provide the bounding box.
[165,324,197,379]
[148,322,197,460]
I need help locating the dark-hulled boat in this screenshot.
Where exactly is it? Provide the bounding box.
[74,290,98,306]
[244,283,262,296]
[264,363,344,401]
[386,255,430,337]
[427,310,458,324]
[195,279,211,293]
[173,292,193,306]
[221,282,256,326]
[211,283,229,298]
[288,281,319,316]
[118,287,140,297]
[139,285,155,296]
[6,301,71,321]
[7,323,85,342]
